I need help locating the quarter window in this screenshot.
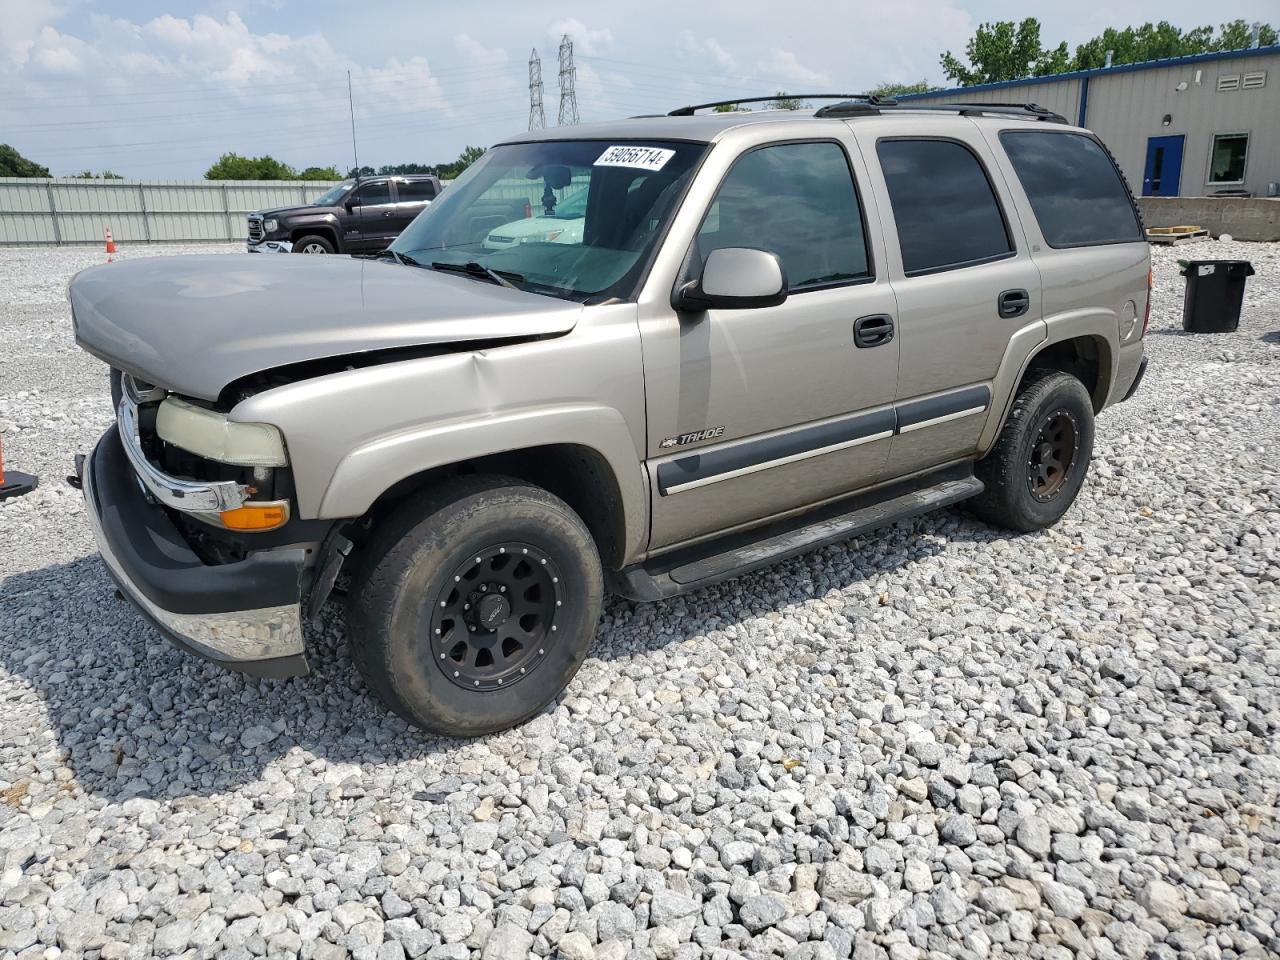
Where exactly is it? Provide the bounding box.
[1000,131,1142,248]
[696,142,871,290]
[1208,134,1248,184]
[877,139,1012,276]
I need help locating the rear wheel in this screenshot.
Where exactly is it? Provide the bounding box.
[292,235,334,254]
[970,370,1095,532]
[348,476,603,737]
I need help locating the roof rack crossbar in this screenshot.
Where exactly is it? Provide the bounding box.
[668,93,895,116]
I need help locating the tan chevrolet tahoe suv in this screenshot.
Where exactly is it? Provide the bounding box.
[71,96,1150,737]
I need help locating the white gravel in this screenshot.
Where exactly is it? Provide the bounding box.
[1,239,1278,960]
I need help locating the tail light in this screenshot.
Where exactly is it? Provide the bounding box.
[1142,268,1153,336]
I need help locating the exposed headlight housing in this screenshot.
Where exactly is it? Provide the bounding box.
[155,396,288,467]
[263,218,279,233]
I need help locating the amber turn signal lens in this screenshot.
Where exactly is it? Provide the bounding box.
[219,501,289,531]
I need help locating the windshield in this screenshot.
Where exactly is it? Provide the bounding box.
[313,180,354,206]
[391,140,706,301]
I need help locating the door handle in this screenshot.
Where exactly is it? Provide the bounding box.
[998,289,1030,319]
[382,211,394,217]
[853,314,895,348]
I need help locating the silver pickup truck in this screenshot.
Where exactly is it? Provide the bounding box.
[71,97,1149,737]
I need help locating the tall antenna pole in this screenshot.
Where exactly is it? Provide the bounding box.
[347,70,361,180]
[557,35,579,126]
[528,49,546,130]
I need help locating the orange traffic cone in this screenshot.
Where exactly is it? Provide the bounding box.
[0,434,38,501]
[104,226,116,256]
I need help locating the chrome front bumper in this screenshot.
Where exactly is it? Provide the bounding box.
[82,428,308,678]
[246,239,293,253]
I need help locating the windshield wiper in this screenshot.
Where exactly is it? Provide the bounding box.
[378,249,423,268]
[430,260,524,290]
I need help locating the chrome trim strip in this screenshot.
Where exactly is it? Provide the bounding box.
[82,446,304,663]
[117,397,250,513]
[664,429,893,495]
[898,405,988,434]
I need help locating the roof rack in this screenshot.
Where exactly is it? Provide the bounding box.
[882,102,1069,123]
[668,94,896,116]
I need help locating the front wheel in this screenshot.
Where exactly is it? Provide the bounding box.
[348,476,603,737]
[969,370,1095,532]
[292,234,334,254]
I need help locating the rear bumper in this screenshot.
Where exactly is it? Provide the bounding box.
[1121,355,1149,403]
[81,427,309,678]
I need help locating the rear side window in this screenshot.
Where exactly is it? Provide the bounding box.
[877,139,1012,277]
[398,179,438,201]
[1000,131,1142,248]
[697,141,871,290]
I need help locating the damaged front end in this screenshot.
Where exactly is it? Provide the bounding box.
[79,373,345,678]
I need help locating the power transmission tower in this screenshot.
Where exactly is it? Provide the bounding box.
[557,35,579,126]
[527,49,546,131]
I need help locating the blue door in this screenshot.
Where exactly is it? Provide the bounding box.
[1142,135,1184,197]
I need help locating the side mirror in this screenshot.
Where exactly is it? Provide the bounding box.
[673,247,787,312]
[344,200,356,213]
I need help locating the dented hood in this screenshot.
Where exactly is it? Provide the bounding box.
[71,254,582,401]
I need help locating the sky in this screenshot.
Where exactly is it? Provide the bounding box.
[0,1,1275,178]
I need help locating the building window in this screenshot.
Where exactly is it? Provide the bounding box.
[1208,134,1248,184]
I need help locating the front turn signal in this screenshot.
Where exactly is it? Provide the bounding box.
[220,501,290,531]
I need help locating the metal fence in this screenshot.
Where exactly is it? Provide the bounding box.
[0,177,341,246]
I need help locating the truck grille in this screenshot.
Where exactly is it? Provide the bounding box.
[247,217,264,242]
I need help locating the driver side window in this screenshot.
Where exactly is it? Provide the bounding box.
[352,181,391,206]
[697,141,871,290]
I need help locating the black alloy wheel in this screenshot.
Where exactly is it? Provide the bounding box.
[1027,410,1080,501]
[430,543,563,691]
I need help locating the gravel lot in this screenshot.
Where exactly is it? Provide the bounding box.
[1,239,1277,960]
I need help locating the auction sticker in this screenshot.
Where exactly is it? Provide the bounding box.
[595,145,675,171]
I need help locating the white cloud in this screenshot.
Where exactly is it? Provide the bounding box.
[547,18,614,56]
[677,32,738,73]
[0,0,61,65]
[755,48,829,88]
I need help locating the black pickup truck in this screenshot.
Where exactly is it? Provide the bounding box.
[247,174,442,254]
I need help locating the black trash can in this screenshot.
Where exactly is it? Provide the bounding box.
[1180,260,1254,333]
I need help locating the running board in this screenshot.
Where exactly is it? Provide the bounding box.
[612,466,982,601]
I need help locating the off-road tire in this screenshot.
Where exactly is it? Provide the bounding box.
[348,475,603,737]
[970,370,1095,532]
[292,234,335,254]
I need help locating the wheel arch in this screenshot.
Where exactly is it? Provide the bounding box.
[358,444,632,572]
[980,323,1117,456]
[318,407,648,569]
[290,223,340,252]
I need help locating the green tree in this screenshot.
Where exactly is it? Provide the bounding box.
[74,169,125,179]
[297,165,341,180]
[713,102,750,112]
[869,79,940,98]
[1208,19,1276,51]
[437,146,485,180]
[941,19,1070,85]
[0,144,51,178]
[345,165,376,178]
[1075,22,1206,68]
[205,153,297,180]
[766,92,808,110]
[378,162,437,174]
